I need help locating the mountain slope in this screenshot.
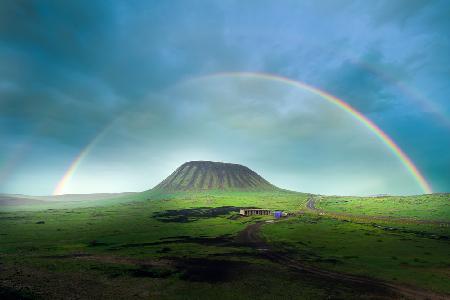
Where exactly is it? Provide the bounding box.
[153,161,279,192]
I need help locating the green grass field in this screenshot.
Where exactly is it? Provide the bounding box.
[262,214,450,293]
[316,193,450,221]
[1,191,306,255]
[0,191,449,299]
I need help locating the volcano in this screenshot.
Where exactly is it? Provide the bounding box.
[153,161,279,192]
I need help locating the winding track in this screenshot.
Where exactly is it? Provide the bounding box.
[306,196,316,210]
[237,213,449,299]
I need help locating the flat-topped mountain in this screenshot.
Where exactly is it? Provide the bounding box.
[153,161,278,192]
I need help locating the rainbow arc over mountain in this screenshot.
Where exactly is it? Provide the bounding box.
[53,72,432,195]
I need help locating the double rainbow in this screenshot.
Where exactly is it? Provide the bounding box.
[53,72,432,195]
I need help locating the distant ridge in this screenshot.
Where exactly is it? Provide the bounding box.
[0,192,136,206]
[153,161,279,192]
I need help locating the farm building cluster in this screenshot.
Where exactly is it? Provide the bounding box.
[239,209,286,218]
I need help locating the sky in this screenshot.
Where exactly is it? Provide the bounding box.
[0,0,449,196]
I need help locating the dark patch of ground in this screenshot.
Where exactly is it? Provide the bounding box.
[370,223,450,240]
[0,286,37,300]
[153,206,248,223]
[239,221,449,300]
[40,253,92,259]
[108,234,233,250]
[156,247,171,253]
[130,266,173,278]
[0,216,29,221]
[0,263,158,299]
[87,240,109,247]
[173,257,250,283]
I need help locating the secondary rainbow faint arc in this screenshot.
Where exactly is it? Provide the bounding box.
[352,60,450,130]
[53,72,432,195]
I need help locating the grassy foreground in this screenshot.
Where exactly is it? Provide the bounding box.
[262,215,450,293]
[0,190,449,299]
[316,193,450,221]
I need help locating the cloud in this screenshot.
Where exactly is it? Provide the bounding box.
[0,1,122,146]
[0,1,448,194]
[318,50,398,113]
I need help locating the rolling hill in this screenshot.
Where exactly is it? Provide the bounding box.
[0,192,136,206]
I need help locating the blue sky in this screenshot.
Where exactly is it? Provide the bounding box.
[0,0,449,195]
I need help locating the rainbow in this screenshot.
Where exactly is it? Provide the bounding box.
[53,122,116,195]
[53,142,95,195]
[53,72,432,195]
[204,72,432,193]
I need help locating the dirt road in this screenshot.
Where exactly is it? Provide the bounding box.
[237,221,448,300]
[306,196,316,210]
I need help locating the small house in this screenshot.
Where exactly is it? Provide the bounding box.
[239,209,272,216]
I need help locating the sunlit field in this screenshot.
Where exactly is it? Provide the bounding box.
[1,191,448,298]
[317,194,450,221]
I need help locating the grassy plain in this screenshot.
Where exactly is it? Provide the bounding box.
[262,214,450,293]
[0,191,316,299]
[0,191,449,299]
[316,194,450,221]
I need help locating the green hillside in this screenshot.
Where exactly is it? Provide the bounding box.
[317,193,450,221]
